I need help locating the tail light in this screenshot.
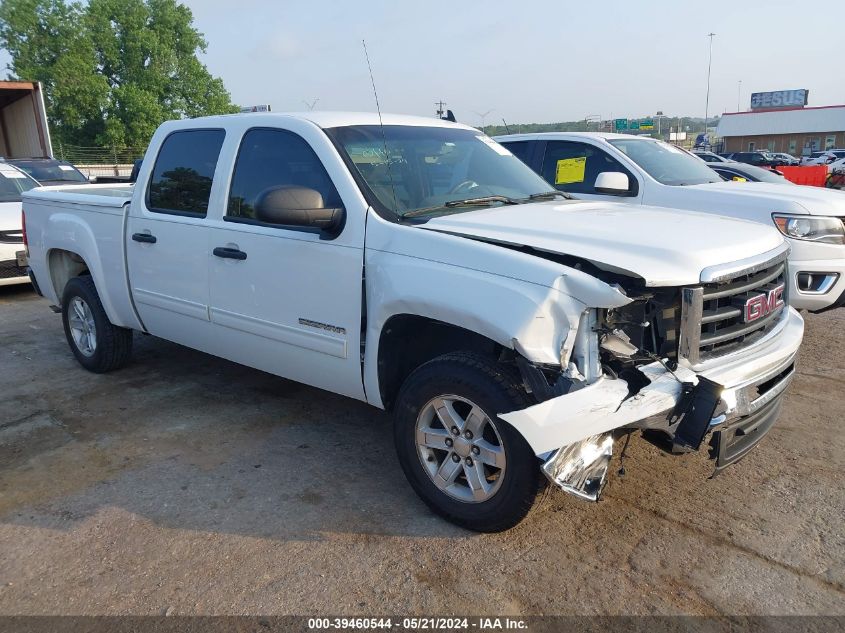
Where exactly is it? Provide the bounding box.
[21,209,28,251]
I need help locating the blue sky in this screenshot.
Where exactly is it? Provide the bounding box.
[5,0,844,126]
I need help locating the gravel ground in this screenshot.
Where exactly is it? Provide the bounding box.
[0,284,842,616]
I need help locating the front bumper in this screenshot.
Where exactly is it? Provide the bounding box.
[0,243,29,287]
[787,256,845,312]
[499,308,804,459]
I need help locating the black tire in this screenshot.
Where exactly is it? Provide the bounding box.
[61,275,133,373]
[393,351,543,532]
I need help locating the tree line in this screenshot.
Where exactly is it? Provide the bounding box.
[0,0,238,149]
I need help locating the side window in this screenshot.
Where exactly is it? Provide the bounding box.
[227,128,341,224]
[501,141,533,166]
[541,141,633,195]
[147,129,225,216]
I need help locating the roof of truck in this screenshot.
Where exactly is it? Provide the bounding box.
[494,131,658,142]
[181,111,477,131]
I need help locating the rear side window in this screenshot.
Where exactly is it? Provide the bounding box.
[501,141,533,166]
[226,128,341,223]
[147,129,225,216]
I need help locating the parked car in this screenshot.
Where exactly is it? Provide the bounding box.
[0,162,39,286]
[721,151,779,167]
[496,132,845,311]
[708,161,791,184]
[769,152,799,166]
[800,150,845,166]
[22,113,804,532]
[6,158,89,186]
[692,151,729,163]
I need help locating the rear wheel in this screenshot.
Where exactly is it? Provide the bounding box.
[61,275,133,373]
[393,352,542,532]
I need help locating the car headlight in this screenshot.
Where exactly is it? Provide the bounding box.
[772,214,845,245]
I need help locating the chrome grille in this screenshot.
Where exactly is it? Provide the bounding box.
[0,229,23,244]
[680,255,788,365]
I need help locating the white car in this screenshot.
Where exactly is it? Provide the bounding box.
[21,113,803,531]
[801,150,845,166]
[0,162,39,286]
[497,132,845,312]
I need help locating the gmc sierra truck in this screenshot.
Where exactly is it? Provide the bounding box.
[22,113,804,531]
[496,132,845,312]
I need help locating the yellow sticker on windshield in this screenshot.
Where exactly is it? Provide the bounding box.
[555,157,586,184]
[731,176,748,182]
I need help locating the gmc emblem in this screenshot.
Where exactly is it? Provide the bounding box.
[744,284,785,323]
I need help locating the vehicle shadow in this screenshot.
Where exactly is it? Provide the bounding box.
[0,312,470,541]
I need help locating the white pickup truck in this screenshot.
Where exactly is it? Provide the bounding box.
[496,132,845,312]
[22,113,804,531]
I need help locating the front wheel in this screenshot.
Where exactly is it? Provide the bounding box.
[61,275,133,373]
[393,352,543,532]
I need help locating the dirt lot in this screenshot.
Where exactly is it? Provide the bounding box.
[0,283,842,616]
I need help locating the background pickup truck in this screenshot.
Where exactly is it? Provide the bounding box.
[496,132,845,312]
[22,113,804,531]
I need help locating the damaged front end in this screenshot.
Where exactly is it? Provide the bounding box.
[503,271,803,503]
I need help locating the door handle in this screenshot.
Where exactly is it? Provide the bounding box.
[132,232,157,244]
[213,246,247,260]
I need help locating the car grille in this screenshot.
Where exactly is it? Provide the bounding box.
[0,229,23,244]
[679,254,789,365]
[0,258,27,279]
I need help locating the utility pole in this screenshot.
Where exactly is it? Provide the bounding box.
[737,80,742,112]
[704,32,716,138]
[435,100,447,119]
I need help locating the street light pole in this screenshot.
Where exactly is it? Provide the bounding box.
[704,32,716,139]
[737,79,742,112]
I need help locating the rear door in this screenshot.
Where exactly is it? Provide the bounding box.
[205,123,367,400]
[126,128,225,348]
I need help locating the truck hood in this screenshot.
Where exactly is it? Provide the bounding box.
[0,201,22,232]
[686,181,845,216]
[420,201,785,287]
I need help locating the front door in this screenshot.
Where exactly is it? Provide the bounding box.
[539,140,642,204]
[206,125,366,400]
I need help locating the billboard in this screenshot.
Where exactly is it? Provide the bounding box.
[750,89,808,110]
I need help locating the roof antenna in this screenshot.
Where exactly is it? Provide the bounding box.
[362,39,398,214]
[501,117,512,135]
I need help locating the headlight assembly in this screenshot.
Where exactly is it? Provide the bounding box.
[772,214,845,245]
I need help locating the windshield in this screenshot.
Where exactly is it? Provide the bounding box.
[9,160,88,183]
[327,125,555,218]
[609,139,722,186]
[0,166,39,202]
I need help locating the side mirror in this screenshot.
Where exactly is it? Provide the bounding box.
[254,186,344,234]
[594,171,631,195]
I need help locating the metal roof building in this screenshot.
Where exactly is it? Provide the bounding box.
[716,105,845,156]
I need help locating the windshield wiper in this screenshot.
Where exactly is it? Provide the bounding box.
[527,190,574,201]
[399,195,519,219]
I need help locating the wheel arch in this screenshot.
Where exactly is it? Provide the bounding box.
[375,314,507,411]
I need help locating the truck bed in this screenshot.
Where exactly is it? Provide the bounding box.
[23,182,142,331]
[24,183,134,209]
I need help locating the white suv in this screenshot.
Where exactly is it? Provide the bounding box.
[0,162,39,286]
[496,132,845,312]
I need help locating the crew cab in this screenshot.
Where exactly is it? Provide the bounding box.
[496,132,845,312]
[22,113,804,531]
[0,162,39,286]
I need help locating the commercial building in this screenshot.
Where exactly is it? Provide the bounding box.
[716,104,845,157]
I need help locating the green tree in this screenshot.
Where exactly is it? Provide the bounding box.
[0,0,238,148]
